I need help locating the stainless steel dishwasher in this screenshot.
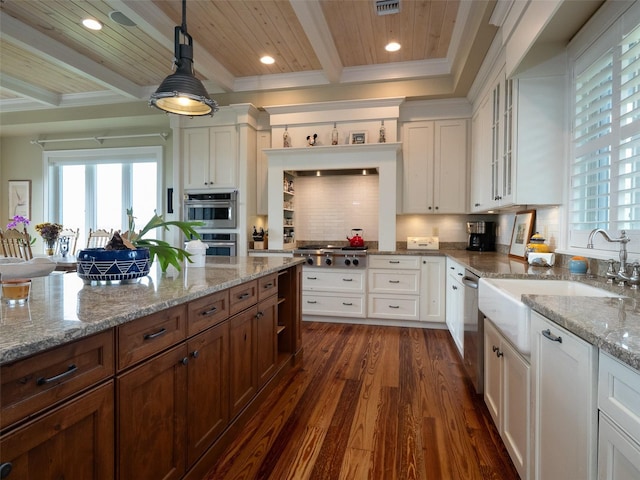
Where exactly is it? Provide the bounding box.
[462,270,483,394]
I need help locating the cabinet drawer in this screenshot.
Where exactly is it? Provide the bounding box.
[230,280,258,315]
[302,269,365,293]
[369,255,420,270]
[368,270,420,294]
[117,305,187,371]
[302,292,365,318]
[188,289,229,336]
[368,294,420,320]
[446,258,465,279]
[258,273,278,301]
[1,330,114,430]
[598,351,640,442]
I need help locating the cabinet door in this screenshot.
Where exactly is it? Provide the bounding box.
[183,127,211,190]
[117,345,188,480]
[256,294,278,388]
[186,322,229,467]
[445,273,464,357]
[531,311,598,480]
[420,257,445,323]
[209,126,237,188]
[501,338,529,480]
[229,308,257,418]
[434,119,467,213]
[402,121,434,213]
[470,92,493,212]
[483,319,502,429]
[0,382,114,480]
[598,412,640,480]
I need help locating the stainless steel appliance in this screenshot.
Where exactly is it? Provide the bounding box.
[186,233,237,256]
[466,221,496,251]
[294,245,367,268]
[462,269,483,394]
[184,191,237,229]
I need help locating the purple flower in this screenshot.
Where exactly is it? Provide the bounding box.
[6,215,30,230]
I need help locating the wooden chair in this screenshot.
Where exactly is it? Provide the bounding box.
[86,228,112,248]
[56,228,79,256]
[0,227,33,260]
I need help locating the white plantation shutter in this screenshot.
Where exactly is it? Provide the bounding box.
[569,6,640,253]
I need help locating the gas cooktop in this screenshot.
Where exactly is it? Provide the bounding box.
[295,245,368,251]
[294,244,367,268]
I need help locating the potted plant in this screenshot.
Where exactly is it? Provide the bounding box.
[76,209,204,283]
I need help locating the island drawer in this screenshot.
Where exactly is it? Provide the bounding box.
[1,330,114,431]
[258,273,278,301]
[230,280,258,315]
[188,289,230,336]
[117,304,187,371]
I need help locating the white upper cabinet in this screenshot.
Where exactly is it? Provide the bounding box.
[470,63,565,212]
[402,119,468,214]
[183,125,237,190]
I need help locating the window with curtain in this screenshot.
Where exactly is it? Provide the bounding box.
[569,3,640,255]
[44,146,162,248]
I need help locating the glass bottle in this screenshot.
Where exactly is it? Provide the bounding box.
[378,120,386,143]
[331,122,339,145]
[283,125,291,148]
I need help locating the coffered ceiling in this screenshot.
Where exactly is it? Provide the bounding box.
[0,0,500,113]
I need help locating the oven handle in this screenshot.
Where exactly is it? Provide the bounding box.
[462,276,479,289]
[204,242,236,247]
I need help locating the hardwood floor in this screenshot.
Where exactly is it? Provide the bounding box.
[204,322,519,480]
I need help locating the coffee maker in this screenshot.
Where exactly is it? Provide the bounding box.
[466,221,496,251]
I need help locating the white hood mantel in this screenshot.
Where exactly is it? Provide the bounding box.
[265,142,401,250]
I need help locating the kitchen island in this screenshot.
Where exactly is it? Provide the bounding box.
[0,256,303,480]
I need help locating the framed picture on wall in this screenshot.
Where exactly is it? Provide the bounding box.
[8,180,31,219]
[350,131,368,144]
[509,209,536,259]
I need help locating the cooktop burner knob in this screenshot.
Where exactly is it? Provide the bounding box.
[306,258,314,265]
[352,258,359,266]
[325,257,332,266]
[344,258,351,266]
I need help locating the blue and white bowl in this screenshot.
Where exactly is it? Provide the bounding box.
[76,248,151,283]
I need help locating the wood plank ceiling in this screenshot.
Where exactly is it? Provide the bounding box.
[0,0,495,112]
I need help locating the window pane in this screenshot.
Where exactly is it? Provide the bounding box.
[61,165,86,240]
[131,163,158,231]
[96,164,122,230]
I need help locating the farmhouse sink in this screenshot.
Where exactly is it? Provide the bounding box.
[478,278,622,355]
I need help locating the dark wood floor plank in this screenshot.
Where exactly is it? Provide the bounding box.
[203,322,519,480]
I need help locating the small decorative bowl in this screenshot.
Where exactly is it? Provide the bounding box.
[569,256,589,274]
[76,248,151,284]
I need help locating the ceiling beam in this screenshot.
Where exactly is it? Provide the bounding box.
[0,74,61,106]
[107,0,236,92]
[289,0,343,83]
[0,12,143,99]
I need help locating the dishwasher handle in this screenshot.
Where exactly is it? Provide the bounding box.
[462,276,479,289]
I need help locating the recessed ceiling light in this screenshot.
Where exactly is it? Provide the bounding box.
[260,56,275,65]
[82,18,103,31]
[385,42,401,52]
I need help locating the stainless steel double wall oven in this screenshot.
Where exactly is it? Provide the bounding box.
[184,190,237,256]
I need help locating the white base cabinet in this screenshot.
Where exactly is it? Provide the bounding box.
[302,268,366,318]
[597,351,640,480]
[484,318,530,480]
[445,258,465,357]
[420,257,445,324]
[368,255,420,321]
[531,311,598,480]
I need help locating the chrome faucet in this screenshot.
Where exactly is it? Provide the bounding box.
[587,229,631,283]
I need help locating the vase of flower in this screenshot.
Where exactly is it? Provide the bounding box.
[35,222,63,256]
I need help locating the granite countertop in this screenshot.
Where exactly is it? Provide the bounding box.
[0,256,304,365]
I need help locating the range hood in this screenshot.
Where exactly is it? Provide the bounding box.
[293,168,379,176]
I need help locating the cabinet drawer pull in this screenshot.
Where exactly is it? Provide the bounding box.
[342,302,353,306]
[542,329,562,343]
[389,260,400,264]
[256,311,264,319]
[181,357,189,366]
[201,306,218,316]
[388,280,400,284]
[388,305,400,309]
[306,300,317,304]
[237,293,250,300]
[342,278,353,282]
[306,276,317,280]
[263,282,274,289]
[36,364,78,385]
[0,462,12,479]
[143,328,167,340]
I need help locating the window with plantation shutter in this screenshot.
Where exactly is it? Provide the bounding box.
[569,3,640,255]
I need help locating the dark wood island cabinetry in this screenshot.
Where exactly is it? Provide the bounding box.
[0,259,302,480]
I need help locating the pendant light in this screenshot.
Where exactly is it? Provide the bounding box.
[149,0,218,116]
